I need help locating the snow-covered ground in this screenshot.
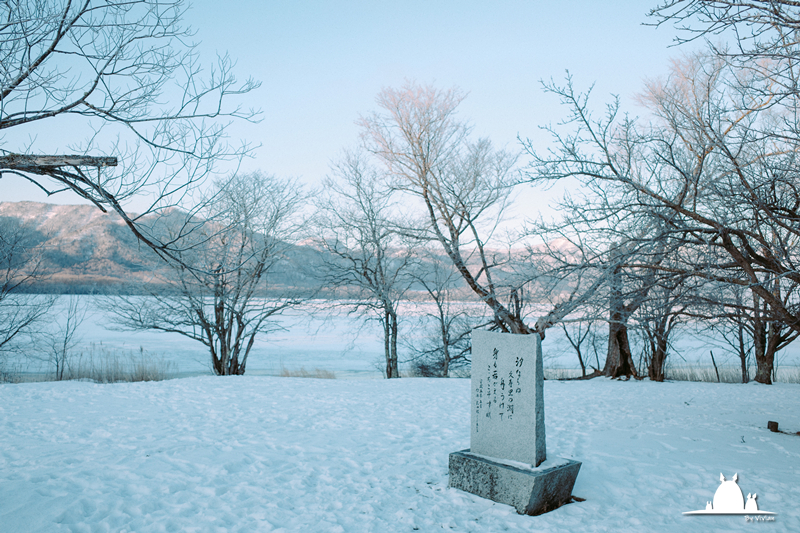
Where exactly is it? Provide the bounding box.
[1,376,798,532]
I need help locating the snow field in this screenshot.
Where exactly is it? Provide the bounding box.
[1,377,798,532]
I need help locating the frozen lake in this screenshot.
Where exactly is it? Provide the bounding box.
[6,296,800,378]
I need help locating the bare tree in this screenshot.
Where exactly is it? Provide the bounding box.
[525,48,800,383]
[42,295,87,380]
[108,171,306,376]
[634,273,692,381]
[649,0,800,141]
[358,83,565,338]
[312,152,415,378]
[0,0,259,263]
[0,217,53,362]
[406,249,481,377]
[523,164,677,379]
[696,278,799,383]
[559,320,600,378]
[751,285,799,382]
[711,285,756,383]
[650,1,800,58]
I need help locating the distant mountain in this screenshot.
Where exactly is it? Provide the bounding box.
[0,201,163,291]
[0,201,344,294]
[0,201,579,297]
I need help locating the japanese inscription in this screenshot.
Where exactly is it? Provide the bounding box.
[470,329,546,466]
[480,348,524,425]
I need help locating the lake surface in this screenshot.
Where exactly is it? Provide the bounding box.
[6,296,799,378]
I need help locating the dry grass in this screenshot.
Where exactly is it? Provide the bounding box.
[405,366,471,378]
[665,365,744,383]
[779,366,800,383]
[279,366,336,379]
[540,365,800,383]
[666,365,800,384]
[544,368,586,380]
[1,344,175,384]
[0,362,29,383]
[447,366,472,378]
[64,345,175,383]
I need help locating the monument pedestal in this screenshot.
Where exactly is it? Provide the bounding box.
[453,330,582,516]
[448,450,581,516]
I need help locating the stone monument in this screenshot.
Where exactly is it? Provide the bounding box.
[448,329,581,515]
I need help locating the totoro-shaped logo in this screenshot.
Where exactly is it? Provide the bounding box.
[683,473,776,516]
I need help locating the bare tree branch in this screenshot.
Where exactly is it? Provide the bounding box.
[0,0,260,268]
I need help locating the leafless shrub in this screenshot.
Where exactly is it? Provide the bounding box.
[279,366,336,379]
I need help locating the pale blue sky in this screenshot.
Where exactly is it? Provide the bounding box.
[4,1,698,212]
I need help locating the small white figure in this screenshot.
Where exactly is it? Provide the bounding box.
[745,493,759,511]
[705,501,713,511]
[713,473,745,512]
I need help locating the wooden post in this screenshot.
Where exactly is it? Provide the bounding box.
[710,350,720,382]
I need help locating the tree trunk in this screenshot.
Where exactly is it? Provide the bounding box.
[753,294,773,384]
[603,267,637,379]
[210,337,224,376]
[737,321,749,384]
[217,337,230,376]
[441,340,451,378]
[383,310,392,378]
[383,308,400,379]
[440,314,451,377]
[213,269,231,376]
[389,310,400,378]
[646,317,669,382]
[647,334,668,382]
[604,319,637,378]
[754,321,782,385]
[753,341,773,384]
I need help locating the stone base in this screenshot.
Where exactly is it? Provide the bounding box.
[448,450,581,516]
